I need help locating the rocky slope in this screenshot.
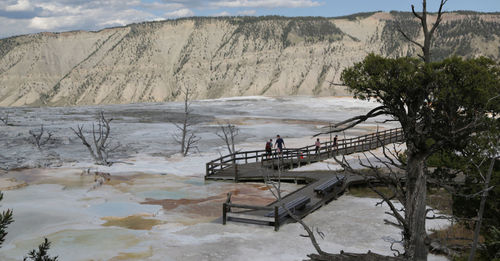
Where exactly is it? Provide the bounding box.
[1,12,499,107]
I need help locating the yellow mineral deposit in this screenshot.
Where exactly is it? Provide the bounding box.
[101,215,163,230]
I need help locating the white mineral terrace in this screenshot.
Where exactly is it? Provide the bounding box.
[0,96,448,260]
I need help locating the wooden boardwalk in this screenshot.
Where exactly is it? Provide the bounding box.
[205,128,404,231]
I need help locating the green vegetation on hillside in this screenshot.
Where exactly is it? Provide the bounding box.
[0,38,18,61]
[283,18,344,47]
[381,13,421,56]
[381,12,500,61]
[432,16,500,60]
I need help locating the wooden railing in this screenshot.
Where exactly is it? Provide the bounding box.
[205,149,267,180]
[223,202,281,230]
[222,192,284,231]
[205,128,404,178]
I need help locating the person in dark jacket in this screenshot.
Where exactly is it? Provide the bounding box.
[275,135,285,155]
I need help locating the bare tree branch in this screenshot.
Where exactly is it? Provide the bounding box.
[71,112,118,165]
[29,124,54,150]
[469,153,499,261]
[327,81,346,87]
[314,106,387,136]
[216,121,239,155]
[411,5,423,21]
[261,164,330,257]
[397,25,424,50]
[174,86,200,156]
[408,0,448,62]
[332,151,409,232]
[429,0,449,37]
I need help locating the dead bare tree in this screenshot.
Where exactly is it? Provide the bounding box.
[337,146,409,248]
[70,112,119,166]
[468,156,498,260]
[216,121,239,155]
[468,133,499,261]
[29,125,54,150]
[173,86,200,156]
[398,0,448,63]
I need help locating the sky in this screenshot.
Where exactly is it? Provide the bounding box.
[1,0,499,38]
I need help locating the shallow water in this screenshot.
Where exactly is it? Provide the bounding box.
[0,167,300,260]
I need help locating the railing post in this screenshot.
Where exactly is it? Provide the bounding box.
[222,203,227,225]
[245,152,248,164]
[233,156,238,182]
[256,151,258,162]
[235,163,238,182]
[274,206,280,231]
[272,153,275,169]
[206,163,210,178]
[307,148,311,164]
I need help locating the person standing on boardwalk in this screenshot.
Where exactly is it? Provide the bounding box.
[265,139,273,159]
[275,135,285,155]
[315,138,321,155]
[333,135,338,151]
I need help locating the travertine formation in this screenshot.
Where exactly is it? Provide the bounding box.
[1,12,499,107]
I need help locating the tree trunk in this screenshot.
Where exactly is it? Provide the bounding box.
[181,116,187,155]
[405,150,429,261]
[468,156,497,261]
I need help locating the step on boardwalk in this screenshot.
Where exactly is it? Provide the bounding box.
[205,128,404,231]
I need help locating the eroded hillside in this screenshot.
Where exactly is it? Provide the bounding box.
[1,12,499,106]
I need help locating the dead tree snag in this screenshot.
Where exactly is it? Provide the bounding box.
[29,125,54,150]
[71,112,119,165]
[173,86,200,156]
